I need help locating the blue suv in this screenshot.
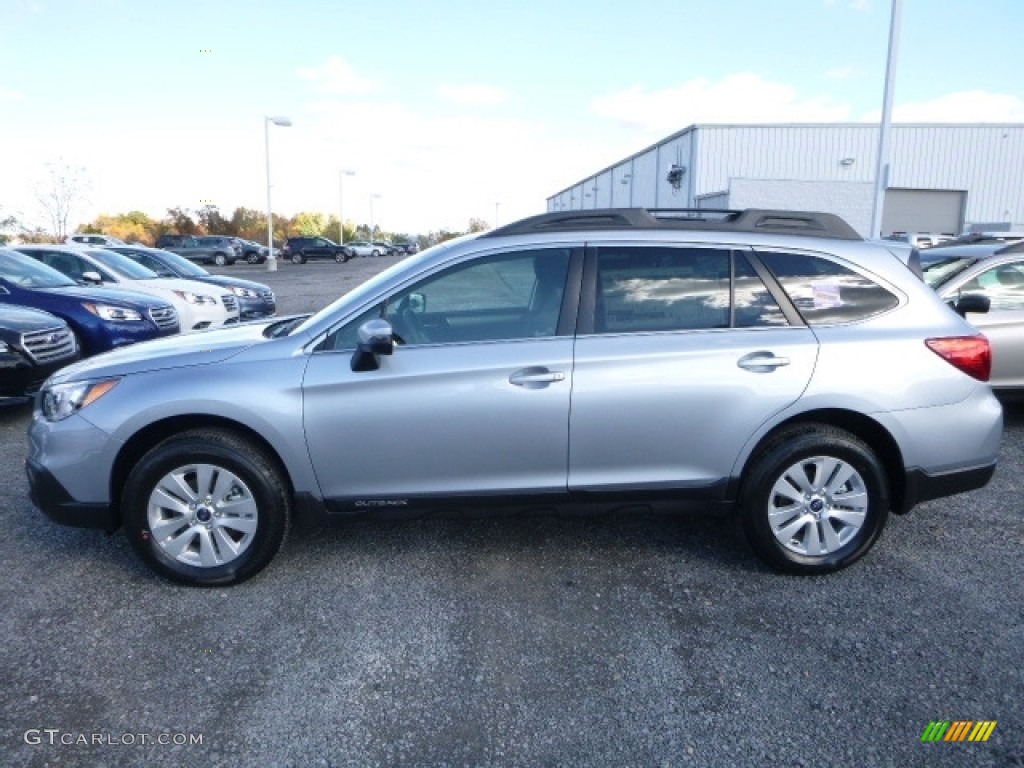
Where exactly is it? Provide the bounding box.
[0,247,179,355]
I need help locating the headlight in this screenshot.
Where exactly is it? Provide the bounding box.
[173,290,217,305]
[229,287,258,298]
[41,378,119,421]
[83,303,143,322]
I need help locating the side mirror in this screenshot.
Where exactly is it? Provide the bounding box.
[351,318,395,372]
[81,271,104,285]
[952,293,990,317]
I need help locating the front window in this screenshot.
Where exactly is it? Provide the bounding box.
[957,261,1024,311]
[319,247,571,350]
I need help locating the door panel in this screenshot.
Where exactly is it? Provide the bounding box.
[303,338,574,499]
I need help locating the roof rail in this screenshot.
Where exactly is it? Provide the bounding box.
[483,208,862,240]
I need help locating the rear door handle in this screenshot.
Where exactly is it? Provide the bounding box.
[737,352,791,372]
[509,367,566,388]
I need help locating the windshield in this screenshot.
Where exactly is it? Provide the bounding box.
[920,255,978,289]
[0,248,79,288]
[86,248,161,279]
[145,248,209,277]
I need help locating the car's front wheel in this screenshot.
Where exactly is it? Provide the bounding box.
[291,252,305,264]
[247,253,261,264]
[739,425,889,574]
[214,253,227,266]
[123,429,290,586]
[334,251,347,263]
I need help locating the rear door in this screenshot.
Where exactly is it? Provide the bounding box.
[568,243,819,494]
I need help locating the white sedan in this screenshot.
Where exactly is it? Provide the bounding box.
[15,245,240,332]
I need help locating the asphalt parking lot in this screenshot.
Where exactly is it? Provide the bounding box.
[2,257,1022,767]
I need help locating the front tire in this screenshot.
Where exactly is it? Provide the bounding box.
[740,425,889,574]
[123,429,290,586]
[213,253,227,267]
[291,252,306,264]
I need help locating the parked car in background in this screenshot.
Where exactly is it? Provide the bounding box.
[392,240,419,255]
[107,245,276,320]
[883,232,954,249]
[155,234,238,266]
[0,247,179,356]
[372,241,402,257]
[345,240,383,258]
[23,207,1002,586]
[921,239,1024,389]
[0,304,80,400]
[66,233,127,247]
[14,245,240,332]
[235,239,268,264]
[281,237,353,264]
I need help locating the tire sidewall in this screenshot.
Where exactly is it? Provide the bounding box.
[741,429,889,574]
[123,434,288,586]
[214,253,227,266]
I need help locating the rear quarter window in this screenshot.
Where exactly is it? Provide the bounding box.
[756,250,898,325]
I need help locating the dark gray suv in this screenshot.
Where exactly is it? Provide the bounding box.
[26,209,1002,586]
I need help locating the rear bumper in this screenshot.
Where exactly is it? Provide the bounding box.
[899,461,997,514]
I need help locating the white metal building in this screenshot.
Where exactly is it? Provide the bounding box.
[547,123,1024,236]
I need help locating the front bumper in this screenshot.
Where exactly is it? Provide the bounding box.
[26,456,118,530]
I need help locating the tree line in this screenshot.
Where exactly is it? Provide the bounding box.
[2,203,491,249]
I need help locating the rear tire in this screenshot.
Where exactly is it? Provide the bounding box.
[123,429,290,586]
[214,253,227,267]
[739,425,889,574]
[291,253,305,265]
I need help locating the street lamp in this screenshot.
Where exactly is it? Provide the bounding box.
[338,169,355,244]
[264,115,292,271]
[369,193,381,240]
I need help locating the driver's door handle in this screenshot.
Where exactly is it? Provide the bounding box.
[509,367,566,388]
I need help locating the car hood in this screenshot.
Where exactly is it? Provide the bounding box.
[46,319,282,384]
[0,304,66,332]
[40,285,172,308]
[190,275,270,292]
[109,276,229,300]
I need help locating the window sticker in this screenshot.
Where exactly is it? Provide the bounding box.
[813,281,843,309]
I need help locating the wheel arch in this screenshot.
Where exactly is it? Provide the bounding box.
[110,415,295,528]
[734,408,908,514]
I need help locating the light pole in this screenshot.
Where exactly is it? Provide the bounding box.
[369,193,381,240]
[870,0,903,239]
[338,169,355,244]
[495,201,501,228]
[264,115,292,271]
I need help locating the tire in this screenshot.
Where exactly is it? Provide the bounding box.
[123,429,290,586]
[291,253,305,265]
[371,249,381,258]
[334,251,346,263]
[247,253,260,264]
[739,425,889,574]
[213,253,227,267]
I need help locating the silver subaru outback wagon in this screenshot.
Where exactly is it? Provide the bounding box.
[26,209,1003,586]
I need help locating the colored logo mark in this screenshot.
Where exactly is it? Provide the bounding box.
[921,720,997,742]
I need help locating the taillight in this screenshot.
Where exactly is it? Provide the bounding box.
[925,336,991,381]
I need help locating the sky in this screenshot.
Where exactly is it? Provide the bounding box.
[1,0,1023,237]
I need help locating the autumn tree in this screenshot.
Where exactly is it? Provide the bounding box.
[164,207,198,234]
[467,217,491,233]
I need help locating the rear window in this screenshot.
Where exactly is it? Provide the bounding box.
[756,250,898,325]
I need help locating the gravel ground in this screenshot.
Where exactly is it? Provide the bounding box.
[1,258,1022,767]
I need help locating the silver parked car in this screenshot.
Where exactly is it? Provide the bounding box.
[26,208,1002,586]
[921,240,1024,389]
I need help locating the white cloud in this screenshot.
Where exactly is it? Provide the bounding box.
[590,73,852,134]
[823,66,858,81]
[297,56,378,96]
[436,83,509,106]
[862,91,1024,122]
[0,86,25,102]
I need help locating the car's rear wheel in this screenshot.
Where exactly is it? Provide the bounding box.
[247,253,261,264]
[291,253,305,264]
[739,425,889,574]
[214,253,227,266]
[123,429,290,586]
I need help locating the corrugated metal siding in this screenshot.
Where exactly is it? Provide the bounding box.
[549,123,1024,227]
